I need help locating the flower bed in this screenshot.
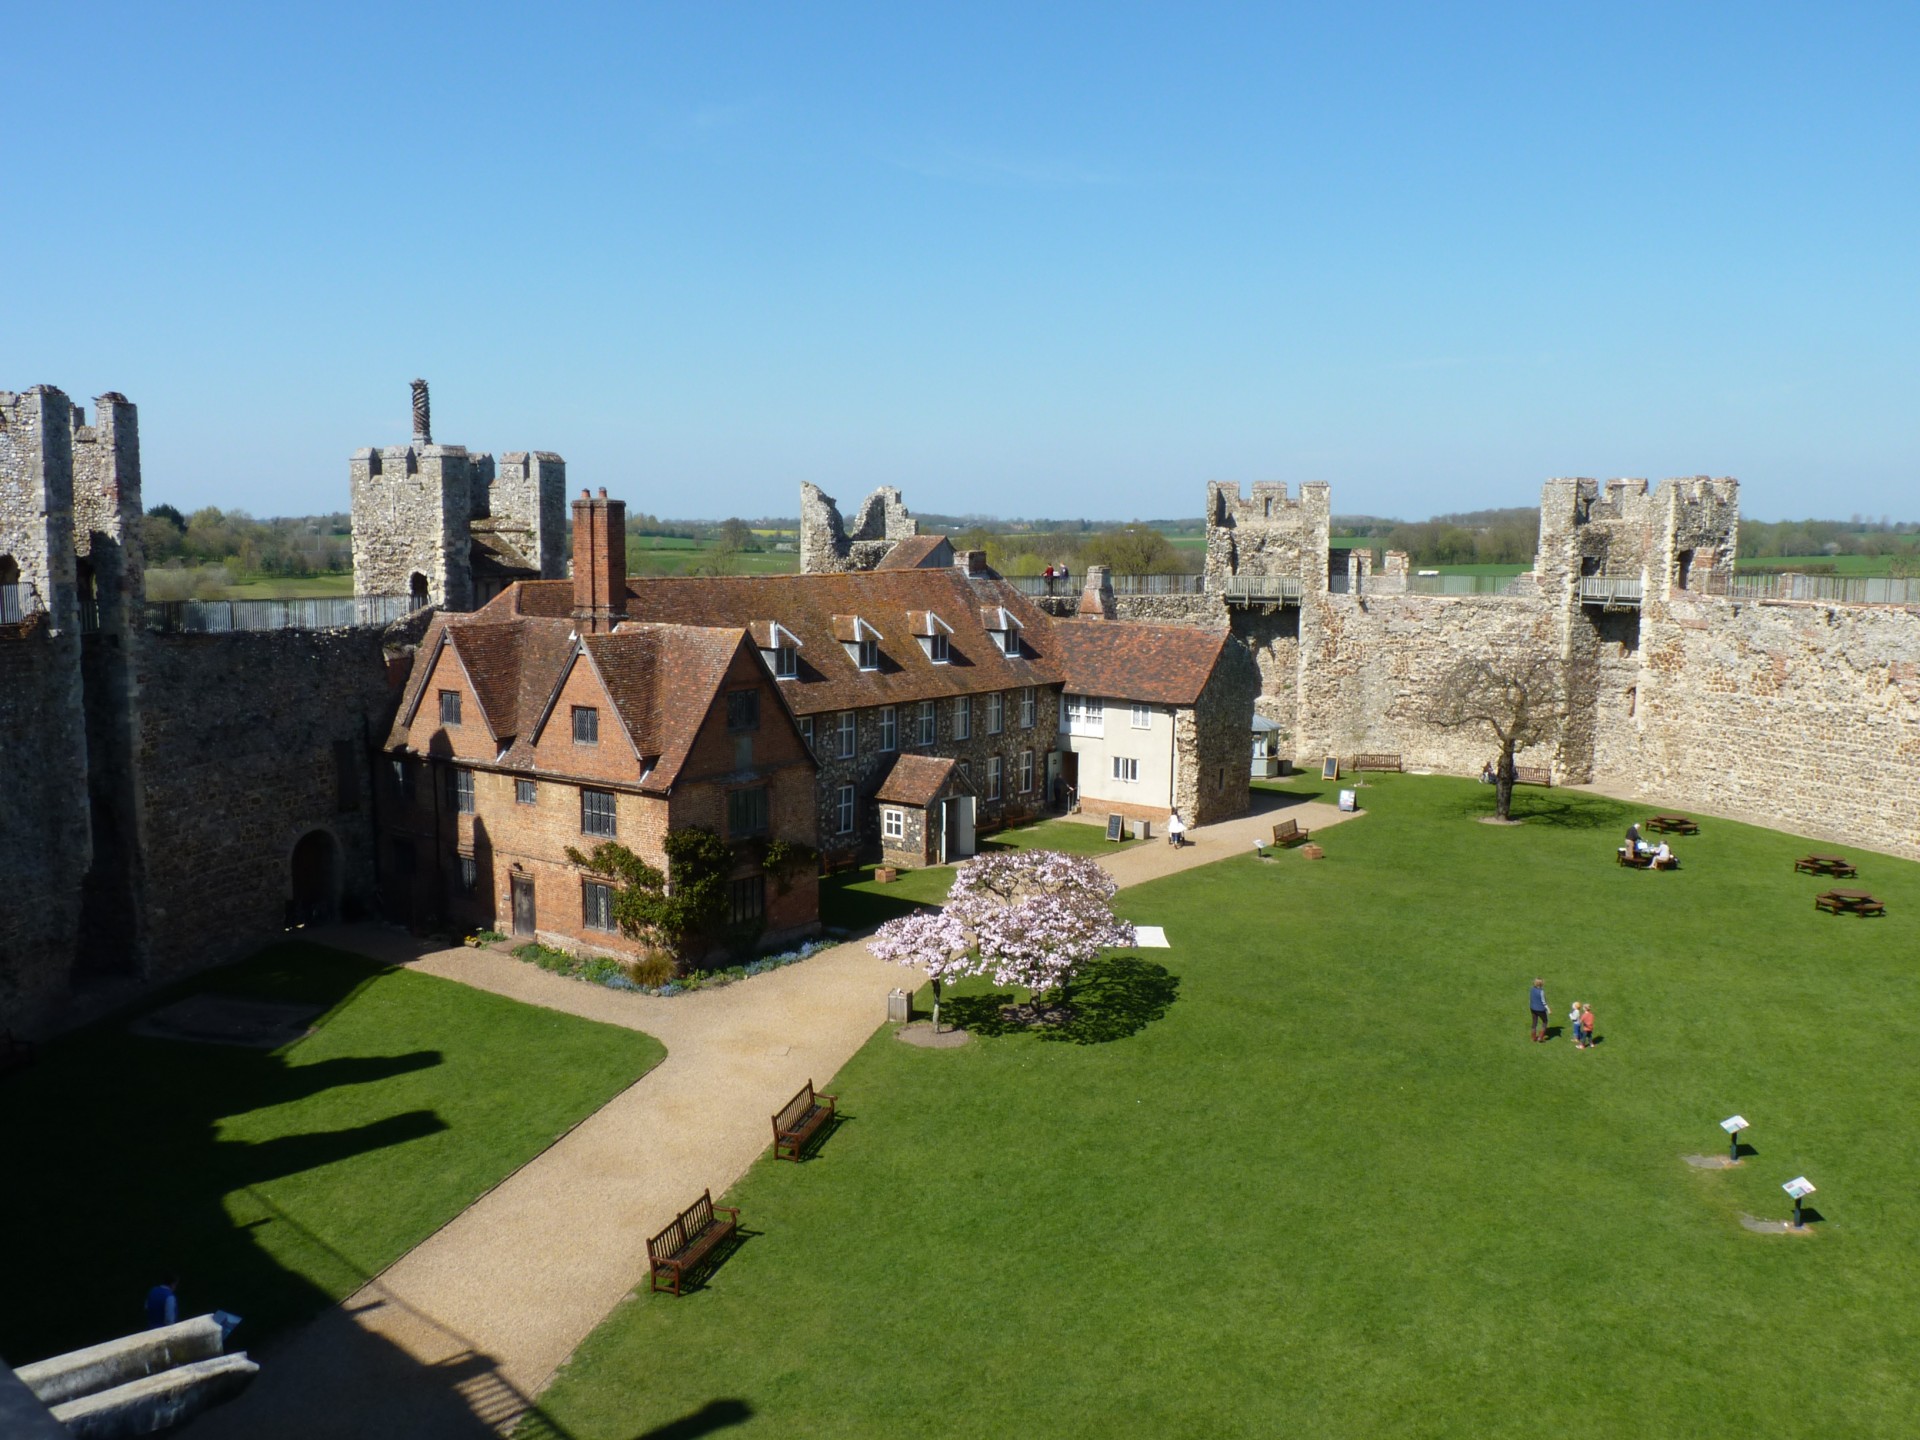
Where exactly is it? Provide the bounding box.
[490,936,834,997]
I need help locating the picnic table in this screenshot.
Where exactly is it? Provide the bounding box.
[1795,854,1857,878]
[1815,889,1885,917]
[1647,814,1699,835]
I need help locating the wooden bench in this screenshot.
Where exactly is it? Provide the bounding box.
[772,1079,837,1162]
[0,1030,36,1077]
[1815,889,1885,917]
[1348,754,1403,772]
[1795,854,1857,878]
[647,1190,740,1297]
[1617,846,1653,868]
[1272,818,1310,848]
[1513,766,1552,787]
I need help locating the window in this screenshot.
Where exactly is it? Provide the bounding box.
[883,807,905,841]
[878,706,897,752]
[857,638,880,671]
[727,689,760,731]
[836,784,855,835]
[734,734,754,769]
[728,785,770,838]
[773,645,798,679]
[582,880,615,931]
[1063,695,1105,736]
[572,706,599,745]
[928,632,950,664]
[917,700,936,746]
[953,696,971,741]
[458,854,478,894]
[836,710,857,760]
[1132,703,1153,729]
[516,778,538,805]
[987,755,1003,801]
[957,759,971,784]
[439,689,461,725]
[581,788,618,837]
[729,873,766,925]
[994,624,1021,657]
[799,715,814,751]
[1112,757,1140,783]
[1019,749,1034,794]
[986,692,1004,735]
[1020,686,1036,728]
[450,768,475,814]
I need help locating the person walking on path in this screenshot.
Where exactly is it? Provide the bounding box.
[1529,979,1549,1042]
[1581,1003,1597,1050]
[1167,811,1187,848]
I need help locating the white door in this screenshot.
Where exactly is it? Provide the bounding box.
[953,795,975,859]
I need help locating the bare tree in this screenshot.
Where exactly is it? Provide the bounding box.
[1422,654,1565,821]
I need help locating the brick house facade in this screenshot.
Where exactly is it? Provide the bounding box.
[381,491,819,958]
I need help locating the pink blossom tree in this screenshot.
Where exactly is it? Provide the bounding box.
[870,850,1135,1029]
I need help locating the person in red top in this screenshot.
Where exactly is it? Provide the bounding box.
[1580,1003,1597,1050]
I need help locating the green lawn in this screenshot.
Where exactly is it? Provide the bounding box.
[821,819,1132,931]
[0,942,663,1363]
[534,775,1920,1438]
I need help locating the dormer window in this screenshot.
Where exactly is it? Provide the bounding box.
[908,610,954,664]
[753,621,803,680]
[980,606,1022,657]
[832,614,882,671]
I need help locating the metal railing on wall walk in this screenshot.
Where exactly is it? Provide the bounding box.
[143,594,429,634]
[1005,573,1207,597]
[1577,577,1644,607]
[1714,572,1920,606]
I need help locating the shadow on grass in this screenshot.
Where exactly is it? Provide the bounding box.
[660,1227,760,1298]
[943,957,1181,1045]
[630,1399,754,1439]
[791,1111,851,1162]
[1452,789,1637,831]
[818,868,944,932]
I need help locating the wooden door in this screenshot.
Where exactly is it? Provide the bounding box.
[510,874,535,937]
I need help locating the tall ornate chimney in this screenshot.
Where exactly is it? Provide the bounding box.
[410,379,431,446]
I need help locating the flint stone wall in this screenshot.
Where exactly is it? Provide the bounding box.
[1177,637,1260,825]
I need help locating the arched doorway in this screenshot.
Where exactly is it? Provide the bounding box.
[289,829,343,927]
[409,572,430,607]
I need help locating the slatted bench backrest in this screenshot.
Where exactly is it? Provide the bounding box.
[776,1083,816,1133]
[651,1190,717,1262]
[1274,820,1300,842]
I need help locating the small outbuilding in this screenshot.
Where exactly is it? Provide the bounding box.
[873,754,979,869]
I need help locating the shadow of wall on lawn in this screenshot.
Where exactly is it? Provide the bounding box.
[628,1399,754,1439]
[942,956,1181,1045]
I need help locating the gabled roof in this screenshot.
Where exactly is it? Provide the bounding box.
[1053,618,1232,706]
[747,620,803,651]
[576,625,750,789]
[501,569,1062,716]
[875,535,955,570]
[906,610,953,637]
[874,753,973,807]
[831,614,882,644]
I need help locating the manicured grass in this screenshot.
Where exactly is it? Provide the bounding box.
[212,572,356,599]
[819,819,1131,931]
[0,942,663,1363]
[534,776,1920,1438]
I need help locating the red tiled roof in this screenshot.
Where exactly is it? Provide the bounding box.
[1052,618,1231,706]
[574,624,748,788]
[873,753,969,807]
[505,570,1062,716]
[874,535,954,570]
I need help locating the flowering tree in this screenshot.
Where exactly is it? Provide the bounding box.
[869,850,1135,1028]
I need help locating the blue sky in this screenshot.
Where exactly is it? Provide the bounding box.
[5,3,1916,522]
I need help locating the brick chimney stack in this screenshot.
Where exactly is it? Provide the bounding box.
[1077,564,1117,620]
[572,487,627,633]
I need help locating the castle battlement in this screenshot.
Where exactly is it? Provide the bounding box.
[1206,480,1330,526]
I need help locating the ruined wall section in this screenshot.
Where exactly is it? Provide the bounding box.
[798,483,920,573]
[490,451,568,576]
[132,616,426,982]
[1294,593,1562,773]
[350,444,476,611]
[1609,594,1920,858]
[1204,480,1329,587]
[0,388,80,630]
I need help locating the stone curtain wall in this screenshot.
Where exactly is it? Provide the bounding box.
[798,483,919,573]
[132,618,422,983]
[1604,595,1920,858]
[0,625,92,1033]
[1294,593,1563,774]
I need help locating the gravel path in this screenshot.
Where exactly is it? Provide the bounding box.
[188,789,1359,1437]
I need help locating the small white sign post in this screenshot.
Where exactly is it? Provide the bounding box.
[1783,1176,1816,1229]
[1721,1114,1749,1165]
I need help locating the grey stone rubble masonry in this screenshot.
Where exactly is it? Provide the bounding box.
[797,482,918,574]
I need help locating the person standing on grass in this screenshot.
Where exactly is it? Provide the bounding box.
[1529,978,1549,1042]
[1581,1003,1597,1050]
[1569,998,1584,1047]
